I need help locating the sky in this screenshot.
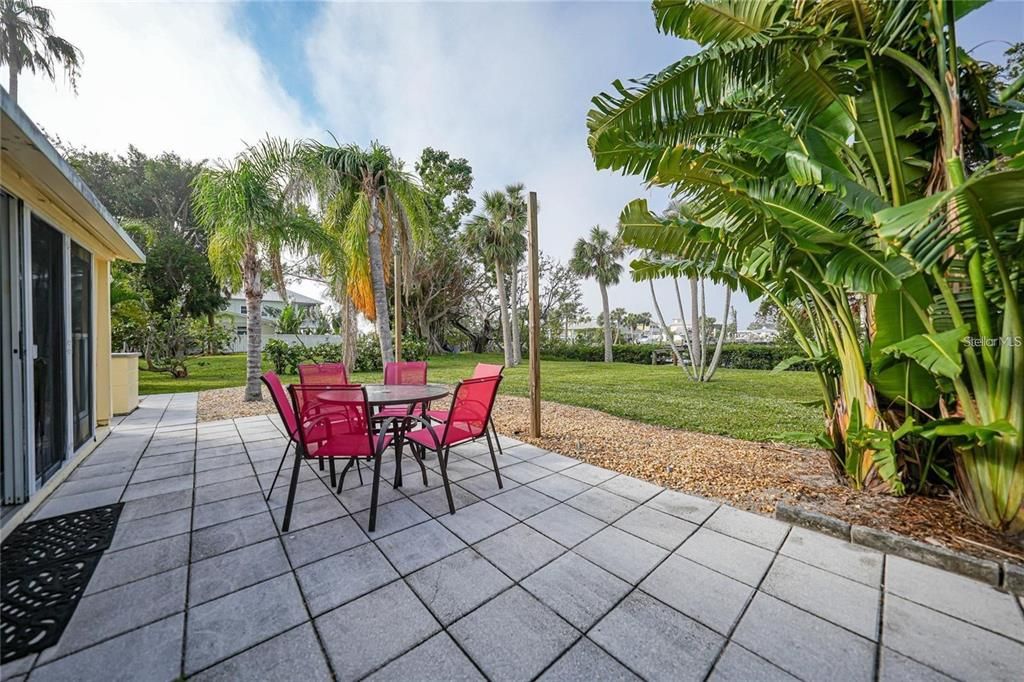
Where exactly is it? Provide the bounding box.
[5,0,1021,328]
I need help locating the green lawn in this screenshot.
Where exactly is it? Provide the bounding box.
[140,352,822,444]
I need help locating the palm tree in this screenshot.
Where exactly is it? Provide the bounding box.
[297,140,429,364]
[464,190,525,367]
[192,137,318,401]
[504,183,528,365]
[1,0,82,103]
[570,226,624,363]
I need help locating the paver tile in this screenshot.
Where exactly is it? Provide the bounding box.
[732,593,874,682]
[645,489,719,524]
[565,487,638,523]
[193,492,267,530]
[408,484,480,517]
[86,533,189,595]
[376,519,467,575]
[591,591,723,681]
[46,566,186,660]
[560,462,619,485]
[190,623,331,681]
[129,461,192,485]
[575,527,669,584]
[281,515,368,567]
[29,613,183,682]
[366,633,483,681]
[526,473,590,501]
[121,474,194,501]
[109,508,190,551]
[296,542,399,615]
[457,472,517,499]
[439,501,517,544]
[119,489,193,522]
[531,452,580,472]
[191,512,278,562]
[189,538,291,605]
[761,555,880,640]
[598,475,663,503]
[407,548,513,624]
[707,643,797,682]
[704,506,790,551]
[780,526,883,586]
[500,461,552,484]
[353,497,430,538]
[675,527,775,587]
[882,594,1024,681]
[878,647,955,681]
[194,475,262,506]
[523,552,630,630]
[538,638,640,681]
[525,503,605,548]
[885,555,1024,641]
[265,478,331,509]
[640,555,753,635]
[614,505,697,550]
[185,573,308,674]
[473,523,565,580]
[505,443,549,460]
[273,494,348,532]
[315,581,441,681]
[449,587,578,682]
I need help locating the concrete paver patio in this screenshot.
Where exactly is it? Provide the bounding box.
[5,392,1023,681]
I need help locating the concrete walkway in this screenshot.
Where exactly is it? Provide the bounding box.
[4,393,1023,681]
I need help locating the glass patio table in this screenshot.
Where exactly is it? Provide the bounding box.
[308,383,449,489]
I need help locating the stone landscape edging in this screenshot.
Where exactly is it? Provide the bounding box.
[774,502,1024,596]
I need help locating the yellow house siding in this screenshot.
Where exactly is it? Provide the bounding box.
[95,258,112,426]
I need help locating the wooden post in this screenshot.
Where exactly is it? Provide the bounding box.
[394,243,402,362]
[527,191,541,437]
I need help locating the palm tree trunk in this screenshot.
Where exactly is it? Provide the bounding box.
[600,283,612,363]
[495,262,513,367]
[705,287,732,382]
[270,245,288,304]
[367,196,395,364]
[9,58,18,103]
[242,240,263,402]
[690,278,702,378]
[650,280,689,375]
[510,266,522,366]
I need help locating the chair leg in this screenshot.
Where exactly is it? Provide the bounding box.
[489,416,504,456]
[356,459,364,486]
[414,443,429,486]
[439,445,456,515]
[266,440,292,501]
[336,459,355,493]
[281,445,305,533]
[393,427,405,489]
[319,458,324,471]
[368,452,384,533]
[328,458,337,488]
[484,428,504,489]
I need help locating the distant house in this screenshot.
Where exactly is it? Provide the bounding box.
[225,288,321,337]
[733,327,780,344]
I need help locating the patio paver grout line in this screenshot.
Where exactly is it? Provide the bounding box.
[178,416,200,679]
[698,524,794,682]
[872,554,887,681]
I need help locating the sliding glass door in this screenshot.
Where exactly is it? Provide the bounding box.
[71,242,93,448]
[31,216,66,484]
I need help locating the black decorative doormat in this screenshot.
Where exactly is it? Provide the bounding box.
[1,503,123,664]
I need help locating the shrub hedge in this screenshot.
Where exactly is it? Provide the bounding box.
[536,341,809,370]
[263,335,428,375]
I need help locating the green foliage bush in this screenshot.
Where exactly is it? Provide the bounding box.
[263,336,429,375]
[536,341,810,370]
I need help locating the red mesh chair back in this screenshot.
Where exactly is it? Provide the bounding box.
[441,375,501,445]
[384,361,428,385]
[472,363,504,379]
[261,372,298,439]
[298,362,349,385]
[288,384,376,458]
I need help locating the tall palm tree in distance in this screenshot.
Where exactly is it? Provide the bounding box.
[1,0,82,103]
[297,139,429,364]
[464,189,525,367]
[192,137,319,401]
[570,225,624,363]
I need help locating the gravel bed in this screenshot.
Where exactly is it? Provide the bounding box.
[196,386,1023,562]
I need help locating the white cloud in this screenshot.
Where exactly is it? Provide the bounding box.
[303,2,762,326]
[3,1,316,161]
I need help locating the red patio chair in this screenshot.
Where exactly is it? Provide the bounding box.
[376,361,429,420]
[426,363,505,455]
[405,375,503,514]
[261,372,343,494]
[285,384,394,532]
[298,362,350,385]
